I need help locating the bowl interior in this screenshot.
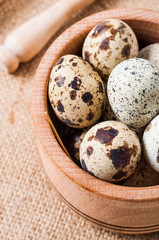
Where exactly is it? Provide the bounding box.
[33,8,159,201]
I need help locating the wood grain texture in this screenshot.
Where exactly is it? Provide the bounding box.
[32,9,159,233]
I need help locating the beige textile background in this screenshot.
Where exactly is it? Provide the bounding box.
[1,0,159,239]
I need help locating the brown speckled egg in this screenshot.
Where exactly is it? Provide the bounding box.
[138,43,159,69]
[123,154,159,187]
[107,58,159,128]
[80,121,141,183]
[49,55,106,128]
[82,19,138,80]
[62,129,87,164]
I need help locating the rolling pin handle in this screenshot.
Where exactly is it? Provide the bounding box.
[0,0,94,73]
[0,45,19,73]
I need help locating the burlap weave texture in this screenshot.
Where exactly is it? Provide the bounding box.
[1,0,159,239]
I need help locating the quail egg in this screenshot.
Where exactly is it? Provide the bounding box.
[80,121,141,183]
[138,43,159,69]
[107,58,159,128]
[82,19,138,80]
[49,55,106,128]
[143,114,159,172]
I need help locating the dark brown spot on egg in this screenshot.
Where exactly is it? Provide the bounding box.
[113,171,127,180]
[117,23,126,35]
[135,99,138,103]
[132,145,138,157]
[121,44,131,58]
[82,92,93,106]
[55,57,64,66]
[70,90,77,100]
[99,82,104,93]
[84,51,91,62]
[110,28,118,37]
[107,50,112,58]
[50,100,55,108]
[78,118,83,123]
[61,118,79,126]
[156,149,159,163]
[91,21,112,38]
[99,38,110,50]
[87,110,94,121]
[145,122,152,132]
[72,62,77,67]
[54,76,66,87]
[57,100,64,112]
[70,77,82,90]
[87,146,94,156]
[109,146,132,169]
[81,159,96,177]
[69,57,75,62]
[123,37,128,42]
[95,127,119,145]
[88,136,94,141]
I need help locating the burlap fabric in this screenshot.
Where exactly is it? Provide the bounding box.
[1,0,159,239]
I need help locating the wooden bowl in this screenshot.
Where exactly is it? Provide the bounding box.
[32,8,159,234]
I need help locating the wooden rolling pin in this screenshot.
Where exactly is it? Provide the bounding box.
[0,0,94,73]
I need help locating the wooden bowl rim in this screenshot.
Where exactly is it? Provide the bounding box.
[32,8,159,202]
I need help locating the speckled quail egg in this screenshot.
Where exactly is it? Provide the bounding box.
[107,58,159,128]
[82,19,138,80]
[49,55,106,128]
[138,43,159,69]
[62,128,87,164]
[143,114,159,172]
[80,121,141,183]
[123,154,159,187]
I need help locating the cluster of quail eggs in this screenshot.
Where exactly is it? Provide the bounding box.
[48,19,159,185]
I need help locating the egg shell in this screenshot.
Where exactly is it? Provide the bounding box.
[123,154,159,187]
[107,58,159,128]
[80,121,141,183]
[49,55,106,128]
[138,43,159,69]
[82,19,138,80]
[143,114,159,172]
